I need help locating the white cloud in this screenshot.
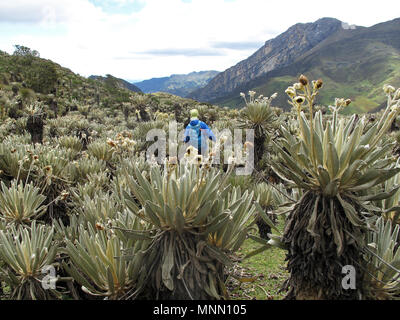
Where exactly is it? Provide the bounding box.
[1,0,399,80]
[0,0,103,23]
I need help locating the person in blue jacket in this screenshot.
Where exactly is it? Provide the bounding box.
[184,109,216,155]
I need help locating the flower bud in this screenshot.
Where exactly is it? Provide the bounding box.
[394,88,400,100]
[383,84,396,94]
[195,155,203,164]
[335,98,345,107]
[270,92,278,99]
[186,145,196,156]
[107,139,116,148]
[95,222,105,231]
[294,96,306,104]
[299,74,309,86]
[391,103,400,113]
[60,190,69,200]
[285,87,296,98]
[314,79,323,90]
[293,83,303,90]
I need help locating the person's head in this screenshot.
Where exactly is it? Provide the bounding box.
[190,109,199,120]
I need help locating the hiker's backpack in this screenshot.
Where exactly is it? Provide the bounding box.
[188,122,202,148]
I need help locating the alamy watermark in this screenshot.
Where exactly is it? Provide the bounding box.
[341,265,356,290]
[41,265,57,290]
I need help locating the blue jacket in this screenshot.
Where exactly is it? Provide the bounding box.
[184,119,216,152]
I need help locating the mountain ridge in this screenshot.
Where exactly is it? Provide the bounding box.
[190,17,345,102]
[190,17,400,113]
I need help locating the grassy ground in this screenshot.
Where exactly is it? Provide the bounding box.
[226,218,289,300]
[227,238,288,300]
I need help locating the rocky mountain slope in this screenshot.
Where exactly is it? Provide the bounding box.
[190,18,344,102]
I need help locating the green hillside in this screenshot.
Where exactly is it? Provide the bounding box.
[0,46,203,121]
[89,74,142,93]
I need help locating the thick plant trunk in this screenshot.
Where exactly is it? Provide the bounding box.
[147,231,225,300]
[256,207,276,240]
[76,128,90,150]
[50,99,58,118]
[12,277,59,300]
[254,135,265,170]
[256,216,271,239]
[26,114,44,144]
[139,108,150,122]
[282,192,365,300]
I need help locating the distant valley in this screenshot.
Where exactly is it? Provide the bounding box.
[133,70,219,97]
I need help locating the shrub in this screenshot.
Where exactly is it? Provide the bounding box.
[0,221,59,299]
[271,76,400,299]
[63,224,147,300]
[0,180,47,224]
[120,163,256,299]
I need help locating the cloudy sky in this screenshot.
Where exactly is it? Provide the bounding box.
[0,0,399,82]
